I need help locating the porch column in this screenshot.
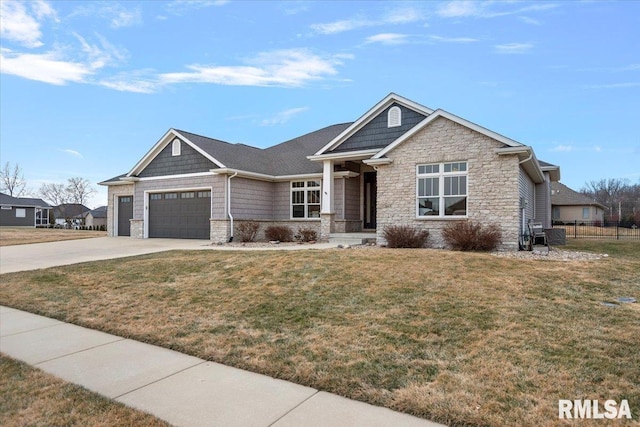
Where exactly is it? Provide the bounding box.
[320,159,335,241]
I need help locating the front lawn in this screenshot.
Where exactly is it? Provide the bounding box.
[0,227,106,246]
[1,241,639,426]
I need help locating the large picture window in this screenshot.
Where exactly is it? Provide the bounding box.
[291,180,321,219]
[417,162,467,217]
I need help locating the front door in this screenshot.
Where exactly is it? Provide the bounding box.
[363,172,376,229]
[117,196,133,236]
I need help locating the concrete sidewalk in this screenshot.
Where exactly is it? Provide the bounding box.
[1,306,444,427]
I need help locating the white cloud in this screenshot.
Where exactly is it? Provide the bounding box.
[365,33,409,45]
[159,49,347,87]
[585,82,640,89]
[99,77,158,94]
[62,149,83,158]
[495,43,534,54]
[0,48,92,85]
[261,107,309,126]
[551,145,574,152]
[108,5,142,29]
[73,33,127,69]
[429,35,479,43]
[311,6,424,35]
[519,16,541,25]
[166,0,229,15]
[0,0,57,48]
[437,1,558,19]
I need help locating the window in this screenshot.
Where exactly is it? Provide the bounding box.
[197,191,211,198]
[120,196,132,203]
[417,162,467,217]
[150,194,162,200]
[582,207,590,219]
[291,180,321,219]
[388,106,401,128]
[16,208,26,218]
[172,138,181,156]
[552,206,560,220]
[164,193,178,200]
[181,192,195,199]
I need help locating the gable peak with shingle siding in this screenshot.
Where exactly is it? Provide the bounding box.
[137,136,218,178]
[329,103,427,153]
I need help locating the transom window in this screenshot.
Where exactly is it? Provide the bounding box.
[417,162,468,217]
[291,180,321,219]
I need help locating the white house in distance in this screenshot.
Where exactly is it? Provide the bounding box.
[100,93,560,250]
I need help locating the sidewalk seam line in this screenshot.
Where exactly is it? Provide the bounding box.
[268,390,320,426]
[1,321,68,338]
[33,338,126,366]
[113,360,207,399]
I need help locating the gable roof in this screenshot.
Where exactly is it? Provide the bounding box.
[53,204,91,218]
[0,192,51,208]
[551,182,606,208]
[89,206,108,218]
[314,93,434,155]
[103,123,352,185]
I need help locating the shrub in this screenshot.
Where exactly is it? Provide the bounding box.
[442,221,502,251]
[236,221,259,242]
[383,225,429,248]
[265,225,293,242]
[296,227,317,242]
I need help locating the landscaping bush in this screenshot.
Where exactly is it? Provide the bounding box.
[265,225,293,242]
[383,225,429,248]
[236,221,259,242]
[442,220,502,251]
[296,227,317,242]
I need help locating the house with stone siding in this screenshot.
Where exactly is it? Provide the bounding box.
[100,93,560,250]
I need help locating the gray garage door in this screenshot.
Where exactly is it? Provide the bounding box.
[149,190,211,239]
[118,196,133,236]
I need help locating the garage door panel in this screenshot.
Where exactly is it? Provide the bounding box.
[149,191,210,239]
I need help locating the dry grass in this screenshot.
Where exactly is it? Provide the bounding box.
[0,355,170,427]
[0,227,106,246]
[1,241,639,426]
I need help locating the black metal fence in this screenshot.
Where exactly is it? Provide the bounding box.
[552,220,640,240]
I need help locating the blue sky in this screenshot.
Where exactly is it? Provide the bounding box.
[1,0,639,208]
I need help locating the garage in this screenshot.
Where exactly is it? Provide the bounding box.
[148,190,211,239]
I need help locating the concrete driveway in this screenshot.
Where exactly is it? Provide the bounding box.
[0,237,213,274]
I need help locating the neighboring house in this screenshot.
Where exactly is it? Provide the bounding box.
[53,204,91,228]
[100,93,560,250]
[551,182,606,223]
[85,206,108,228]
[0,192,51,227]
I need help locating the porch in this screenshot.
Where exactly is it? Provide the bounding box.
[329,232,377,246]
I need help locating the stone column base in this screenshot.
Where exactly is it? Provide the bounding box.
[130,219,144,239]
[320,213,335,242]
[210,219,230,243]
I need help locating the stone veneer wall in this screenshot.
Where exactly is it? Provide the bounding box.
[375,116,521,251]
[106,184,135,237]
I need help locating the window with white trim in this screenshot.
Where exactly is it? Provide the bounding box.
[388,106,401,128]
[582,207,590,219]
[291,180,321,219]
[417,162,467,217]
[16,208,26,218]
[172,138,181,156]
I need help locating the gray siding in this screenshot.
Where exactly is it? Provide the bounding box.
[330,103,427,153]
[273,182,291,220]
[344,177,361,220]
[535,173,551,228]
[230,177,275,220]
[519,168,535,235]
[335,178,345,219]
[138,140,218,178]
[0,206,34,226]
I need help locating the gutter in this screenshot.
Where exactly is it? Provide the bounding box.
[227,171,238,242]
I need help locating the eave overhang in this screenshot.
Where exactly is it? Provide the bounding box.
[495,147,545,184]
[211,168,359,182]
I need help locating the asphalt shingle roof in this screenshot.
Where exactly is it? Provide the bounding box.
[551,182,606,208]
[0,192,51,208]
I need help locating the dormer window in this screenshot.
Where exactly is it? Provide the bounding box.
[388,106,401,128]
[172,138,181,156]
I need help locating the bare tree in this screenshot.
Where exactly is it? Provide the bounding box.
[66,177,96,206]
[0,162,28,197]
[582,178,640,222]
[39,182,69,206]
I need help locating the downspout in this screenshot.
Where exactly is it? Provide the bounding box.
[227,171,238,242]
[519,151,533,250]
